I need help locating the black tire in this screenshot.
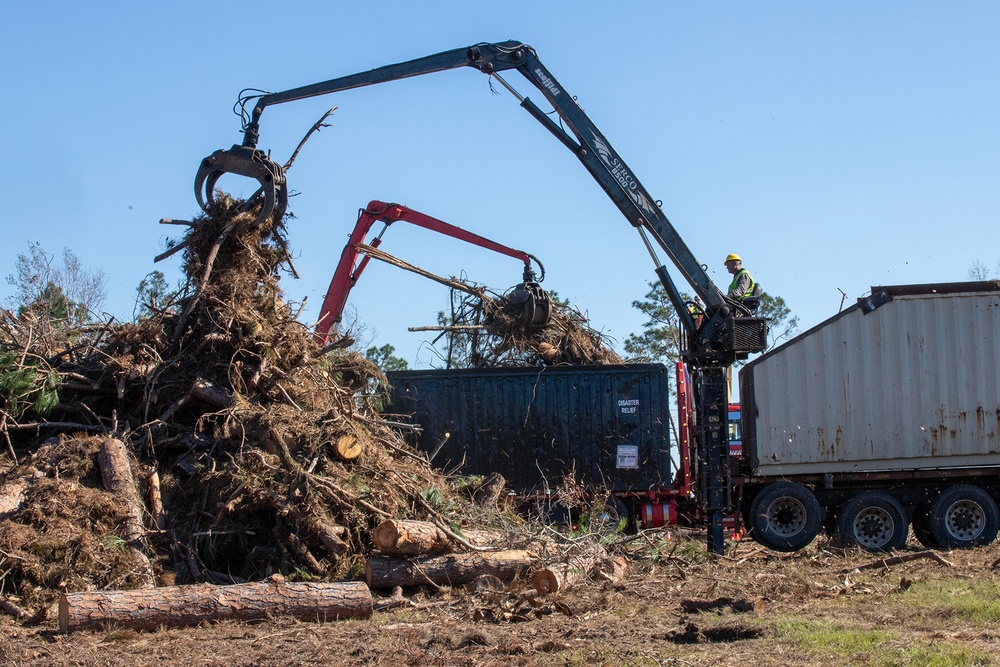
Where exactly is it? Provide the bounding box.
[587,496,630,535]
[529,501,571,528]
[910,502,939,549]
[748,482,822,552]
[836,491,909,553]
[740,491,758,536]
[927,484,1000,549]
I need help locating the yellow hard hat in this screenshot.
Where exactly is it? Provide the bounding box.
[724,253,742,264]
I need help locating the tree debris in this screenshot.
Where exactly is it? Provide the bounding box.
[0,192,628,622]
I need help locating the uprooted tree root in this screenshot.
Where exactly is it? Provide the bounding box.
[0,199,520,613]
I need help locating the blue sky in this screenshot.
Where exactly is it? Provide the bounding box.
[3,2,998,367]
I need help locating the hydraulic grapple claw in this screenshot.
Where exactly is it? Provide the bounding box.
[505,281,552,330]
[195,145,288,226]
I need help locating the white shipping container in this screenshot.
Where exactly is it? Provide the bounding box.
[741,283,1000,476]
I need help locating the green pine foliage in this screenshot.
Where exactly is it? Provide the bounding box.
[0,351,61,420]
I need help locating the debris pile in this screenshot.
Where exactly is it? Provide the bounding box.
[435,285,622,368]
[0,197,624,622]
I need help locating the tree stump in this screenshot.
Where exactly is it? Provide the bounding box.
[59,579,373,632]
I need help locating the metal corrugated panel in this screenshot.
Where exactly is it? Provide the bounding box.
[742,283,1000,475]
[386,365,671,494]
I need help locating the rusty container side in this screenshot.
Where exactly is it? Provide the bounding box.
[741,282,1000,476]
[386,364,671,494]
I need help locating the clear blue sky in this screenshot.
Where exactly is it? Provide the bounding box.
[3,2,998,367]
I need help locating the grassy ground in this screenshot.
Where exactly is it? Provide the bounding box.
[2,532,999,666]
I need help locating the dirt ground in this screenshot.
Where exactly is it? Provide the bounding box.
[3,532,999,667]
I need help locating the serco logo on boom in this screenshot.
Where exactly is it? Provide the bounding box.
[591,133,656,215]
[533,68,561,96]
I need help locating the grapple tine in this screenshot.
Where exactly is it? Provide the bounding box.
[504,281,552,330]
[194,145,287,225]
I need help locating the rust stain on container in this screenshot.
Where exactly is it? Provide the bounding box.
[741,284,1000,475]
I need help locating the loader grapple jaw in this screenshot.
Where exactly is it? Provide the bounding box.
[195,145,288,225]
[505,282,552,329]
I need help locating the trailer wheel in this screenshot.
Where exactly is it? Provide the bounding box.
[836,491,909,553]
[927,485,1000,549]
[586,496,630,535]
[910,503,939,549]
[528,501,572,529]
[740,492,758,535]
[748,482,822,552]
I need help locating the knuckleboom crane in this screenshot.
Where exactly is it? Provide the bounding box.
[313,200,550,346]
[194,41,767,552]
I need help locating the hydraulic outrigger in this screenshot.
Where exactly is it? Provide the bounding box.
[193,41,767,553]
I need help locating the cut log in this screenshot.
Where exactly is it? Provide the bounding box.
[366,550,533,589]
[594,555,628,584]
[332,433,363,460]
[530,542,609,595]
[59,579,372,632]
[147,469,166,531]
[97,438,155,588]
[190,377,234,408]
[373,520,449,556]
[302,514,349,556]
[0,598,29,620]
[372,520,504,556]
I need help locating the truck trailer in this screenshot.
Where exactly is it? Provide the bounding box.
[739,281,1000,552]
[388,281,1000,553]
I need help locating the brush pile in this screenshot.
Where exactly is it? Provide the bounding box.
[0,197,624,620]
[434,285,622,368]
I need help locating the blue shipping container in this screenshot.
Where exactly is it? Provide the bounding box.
[386,364,672,495]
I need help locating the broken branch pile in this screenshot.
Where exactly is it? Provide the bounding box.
[0,199,511,616]
[0,195,627,626]
[427,280,622,368]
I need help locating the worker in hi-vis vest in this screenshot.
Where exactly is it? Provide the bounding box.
[723,253,761,312]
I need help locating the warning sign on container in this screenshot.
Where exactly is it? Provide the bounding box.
[616,444,639,469]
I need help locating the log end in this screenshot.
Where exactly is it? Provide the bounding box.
[333,434,363,460]
[58,594,69,634]
[530,569,559,596]
[371,520,400,552]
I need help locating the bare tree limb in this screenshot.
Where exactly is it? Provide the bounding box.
[284,107,338,172]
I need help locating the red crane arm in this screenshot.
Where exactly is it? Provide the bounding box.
[314,200,538,345]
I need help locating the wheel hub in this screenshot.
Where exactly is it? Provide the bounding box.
[854,508,893,548]
[768,498,806,537]
[946,501,984,539]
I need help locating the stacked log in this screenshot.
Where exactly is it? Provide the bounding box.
[368,519,531,589]
[366,519,626,594]
[59,579,373,632]
[372,519,451,556]
[367,550,535,589]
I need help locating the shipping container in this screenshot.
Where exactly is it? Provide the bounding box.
[386,364,672,495]
[737,282,1000,553]
[741,282,1000,476]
